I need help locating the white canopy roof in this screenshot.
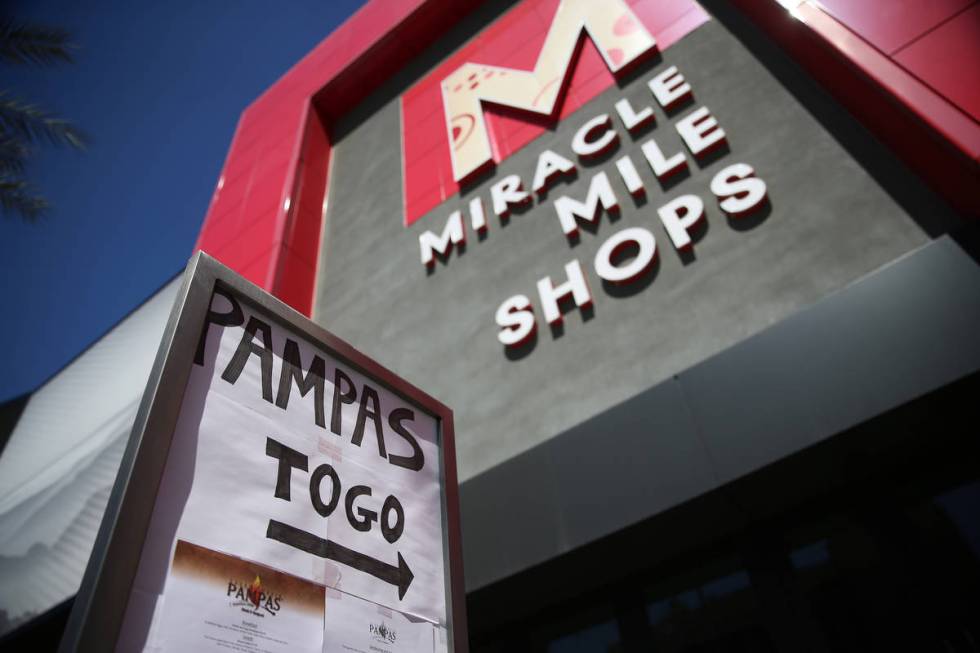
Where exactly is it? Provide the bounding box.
[0,276,180,636]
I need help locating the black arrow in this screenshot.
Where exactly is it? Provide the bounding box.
[266,519,414,600]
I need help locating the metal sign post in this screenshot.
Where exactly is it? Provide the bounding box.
[59,252,467,652]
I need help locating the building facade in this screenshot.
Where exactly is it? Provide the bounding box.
[2,0,979,650]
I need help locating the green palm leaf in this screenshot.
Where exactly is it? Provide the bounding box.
[0,19,74,65]
[0,17,85,221]
[0,177,47,221]
[0,92,87,149]
[0,136,29,174]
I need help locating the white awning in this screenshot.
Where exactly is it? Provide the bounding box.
[0,276,180,636]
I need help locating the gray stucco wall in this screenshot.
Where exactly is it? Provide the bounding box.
[314,16,939,482]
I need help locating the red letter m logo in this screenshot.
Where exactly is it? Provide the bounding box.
[440,0,656,182]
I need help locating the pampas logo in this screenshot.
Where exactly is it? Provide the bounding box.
[227,575,283,616]
[370,621,398,644]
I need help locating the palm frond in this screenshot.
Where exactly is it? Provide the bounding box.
[0,176,47,221]
[0,19,84,222]
[0,135,30,173]
[0,19,75,65]
[0,92,87,149]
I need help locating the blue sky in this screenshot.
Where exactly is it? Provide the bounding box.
[0,0,366,401]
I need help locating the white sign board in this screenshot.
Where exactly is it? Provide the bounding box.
[60,255,465,653]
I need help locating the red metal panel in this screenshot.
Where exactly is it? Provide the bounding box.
[816,0,973,54]
[728,0,980,217]
[212,212,282,273]
[630,0,708,39]
[274,245,318,315]
[273,108,332,316]
[238,243,281,289]
[893,4,980,124]
[656,5,714,53]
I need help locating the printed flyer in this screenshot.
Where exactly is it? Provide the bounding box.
[321,587,447,653]
[154,540,324,652]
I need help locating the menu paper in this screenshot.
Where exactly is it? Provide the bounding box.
[322,587,447,653]
[155,540,324,652]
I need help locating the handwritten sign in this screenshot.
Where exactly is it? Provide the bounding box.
[63,255,464,652]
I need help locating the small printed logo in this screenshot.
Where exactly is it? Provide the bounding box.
[227,575,283,616]
[370,621,397,645]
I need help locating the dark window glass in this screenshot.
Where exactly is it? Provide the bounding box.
[468,376,980,652]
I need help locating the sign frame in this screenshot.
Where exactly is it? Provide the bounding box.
[58,251,468,652]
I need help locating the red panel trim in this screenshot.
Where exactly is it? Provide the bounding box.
[728,1,979,217]
[799,4,980,159]
[892,4,980,126]
[814,0,973,56]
